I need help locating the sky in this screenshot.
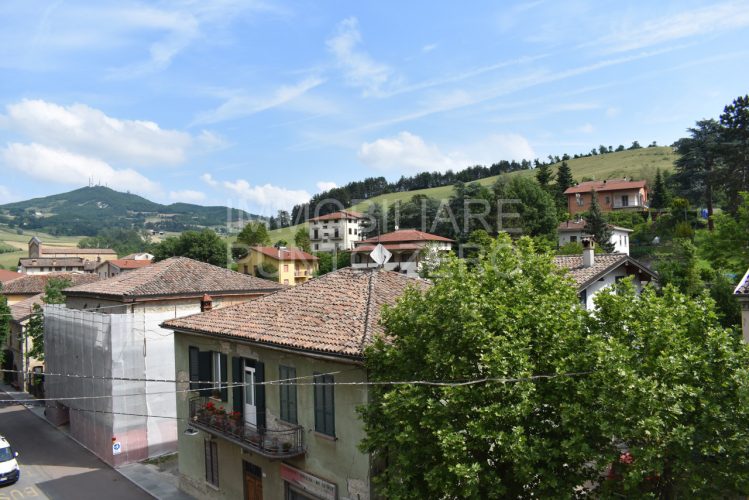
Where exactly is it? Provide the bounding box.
[0,0,748,215]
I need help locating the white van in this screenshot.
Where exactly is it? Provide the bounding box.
[0,436,19,485]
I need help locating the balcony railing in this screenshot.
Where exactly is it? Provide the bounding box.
[613,201,646,209]
[189,397,305,459]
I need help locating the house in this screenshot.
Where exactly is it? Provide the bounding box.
[557,220,633,255]
[18,257,88,274]
[0,272,101,305]
[237,247,318,286]
[5,294,44,392]
[95,258,153,279]
[564,179,648,215]
[161,267,429,500]
[734,269,749,342]
[121,252,155,261]
[27,236,117,261]
[553,239,658,309]
[308,210,366,252]
[351,229,453,277]
[0,269,22,284]
[43,257,284,467]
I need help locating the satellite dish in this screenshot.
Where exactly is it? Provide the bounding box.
[370,243,392,267]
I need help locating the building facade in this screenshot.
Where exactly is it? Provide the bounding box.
[95,258,153,279]
[308,211,366,252]
[351,229,453,277]
[0,272,101,306]
[564,179,648,215]
[557,220,633,255]
[238,247,318,286]
[6,294,44,392]
[162,268,429,500]
[735,269,749,342]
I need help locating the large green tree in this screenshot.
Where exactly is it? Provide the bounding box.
[493,176,558,239]
[294,226,311,253]
[0,284,10,364]
[361,236,593,498]
[585,190,615,252]
[236,222,271,247]
[555,160,575,209]
[152,229,228,267]
[78,228,149,256]
[719,95,749,214]
[25,277,72,362]
[649,168,668,209]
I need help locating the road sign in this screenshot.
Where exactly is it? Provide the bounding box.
[112,441,122,455]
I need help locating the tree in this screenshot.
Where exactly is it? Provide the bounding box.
[656,238,703,296]
[649,168,668,209]
[277,210,291,228]
[25,277,72,362]
[673,119,723,230]
[294,226,311,253]
[555,160,575,207]
[152,229,228,267]
[360,236,593,498]
[585,283,749,497]
[274,239,288,248]
[629,141,642,149]
[585,190,614,252]
[79,228,149,256]
[719,95,749,214]
[0,285,10,364]
[534,162,552,188]
[493,177,558,239]
[236,222,271,247]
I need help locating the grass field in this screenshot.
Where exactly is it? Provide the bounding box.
[269,147,677,244]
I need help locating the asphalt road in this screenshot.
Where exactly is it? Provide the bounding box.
[0,397,152,500]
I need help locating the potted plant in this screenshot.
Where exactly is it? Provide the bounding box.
[211,406,227,429]
[282,441,292,453]
[198,401,215,422]
[228,411,242,434]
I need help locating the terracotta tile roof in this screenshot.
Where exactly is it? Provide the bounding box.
[308,210,365,222]
[252,247,318,262]
[735,269,749,296]
[162,268,430,358]
[557,220,633,233]
[19,258,86,268]
[359,229,454,244]
[64,256,284,300]
[564,179,646,195]
[10,293,43,323]
[0,270,22,283]
[106,259,154,270]
[351,243,424,253]
[41,246,117,255]
[553,253,657,290]
[1,273,102,296]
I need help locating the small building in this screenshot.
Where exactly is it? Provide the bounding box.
[44,257,284,467]
[557,220,633,255]
[308,210,366,252]
[237,247,318,286]
[0,269,22,284]
[351,229,453,277]
[121,252,155,261]
[161,267,429,500]
[6,294,44,392]
[18,257,88,274]
[95,258,153,279]
[554,240,658,309]
[0,272,101,305]
[564,179,648,215]
[735,269,749,342]
[27,236,117,261]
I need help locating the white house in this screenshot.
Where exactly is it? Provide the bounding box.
[558,220,633,255]
[308,210,366,252]
[735,269,749,342]
[351,229,454,277]
[554,240,657,310]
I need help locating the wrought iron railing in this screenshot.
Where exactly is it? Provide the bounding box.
[189,397,305,458]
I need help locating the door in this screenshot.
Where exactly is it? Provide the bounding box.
[244,462,263,500]
[244,364,257,427]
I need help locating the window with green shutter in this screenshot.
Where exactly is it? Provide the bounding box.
[313,373,335,436]
[279,366,297,424]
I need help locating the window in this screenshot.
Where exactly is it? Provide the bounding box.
[212,352,227,400]
[621,195,629,207]
[314,244,319,250]
[334,229,339,238]
[314,373,335,436]
[284,264,289,272]
[348,228,352,235]
[579,289,588,307]
[313,229,319,240]
[279,366,297,424]
[204,440,219,487]
[353,228,358,235]
[189,347,225,399]
[575,193,583,206]
[605,196,610,205]
[570,235,577,243]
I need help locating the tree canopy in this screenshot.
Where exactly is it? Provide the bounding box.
[26,277,72,362]
[585,190,615,252]
[152,229,228,267]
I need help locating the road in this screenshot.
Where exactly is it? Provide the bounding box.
[0,396,152,500]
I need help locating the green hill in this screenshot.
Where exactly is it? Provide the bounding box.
[269,147,676,244]
[0,186,260,237]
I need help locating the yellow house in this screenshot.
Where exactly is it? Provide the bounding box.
[238,246,318,286]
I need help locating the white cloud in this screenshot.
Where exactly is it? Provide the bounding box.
[192,76,325,125]
[1,142,161,196]
[201,173,219,187]
[595,1,749,53]
[358,131,470,173]
[169,190,206,203]
[0,185,17,204]
[4,99,192,166]
[326,17,393,96]
[576,123,595,134]
[222,179,310,213]
[358,131,536,174]
[422,43,438,53]
[316,181,338,192]
[606,107,621,118]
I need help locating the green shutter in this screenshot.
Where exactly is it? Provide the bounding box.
[219,353,228,401]
[255,361,266,429]
[188,346,199,391]
[314,373,324,433]
[197,351,212,397]
[232,357,243,416]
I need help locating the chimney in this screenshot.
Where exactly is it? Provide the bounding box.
[200,294,213,312]
[582,238,595,268]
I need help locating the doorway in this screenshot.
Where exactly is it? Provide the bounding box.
[244,462,262,500]
[244,364,257,427]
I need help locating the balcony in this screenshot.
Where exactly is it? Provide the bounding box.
[189,397,305,459]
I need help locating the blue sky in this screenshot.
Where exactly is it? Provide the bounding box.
[0,0,748,215]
